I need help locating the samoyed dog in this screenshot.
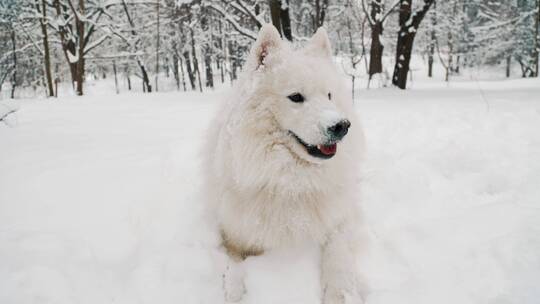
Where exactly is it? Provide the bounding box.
[203,24,365,304]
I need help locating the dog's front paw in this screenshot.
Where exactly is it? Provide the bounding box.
[322,283,363,304]
[223,262,246,302]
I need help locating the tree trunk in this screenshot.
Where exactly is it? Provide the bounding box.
[126,66,132,91]
[204,49,214,88]
[369,22,384,78]
[10,29,17,99]
[447,30,454,76]
[314,0,329,29]
[138,64,151,93]
[280,1,292,40]
[269,0,282,34]
[74,0,85,96]
[269,0,293,41]
[393,30,416,89]
[183,51,196,90]
[218,57,225,83]
[534,0,539,77]
[165,56,170,78]
[201,5,213,88]
[52,0,85,95]
[217,19,226,84]
[179,57,186,91]
[193,50,203,92]
[121,0,151,92]
[141,64,152,92]
[368,1,384,79]
[360,18,369,73]
[447,1,458,75]
[155,0,160,92]
[0,69,8,93]
[74,58,84,96]
[428,43,434,77]
[173,53,180,90]
[392,0,435,89]
[37,0,54,97]
[444,60,449,82]
[427,4,436,78]
[113,60,119,94]
[506,56,511,78]
[228,41,238,81]
[54,77,58,97]
[344,15,360,97]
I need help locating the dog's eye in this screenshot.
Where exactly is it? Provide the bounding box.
[287,93,305,103]
[328,92,332,100]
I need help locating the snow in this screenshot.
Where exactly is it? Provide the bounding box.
[378,34,386,46]
[66,50,79,64]
[0,101,20,124]
[1,79,540,304]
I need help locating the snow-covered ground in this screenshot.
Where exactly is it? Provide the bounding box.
[1,79,540,304]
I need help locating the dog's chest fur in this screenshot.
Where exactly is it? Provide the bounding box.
[218,180,348,251]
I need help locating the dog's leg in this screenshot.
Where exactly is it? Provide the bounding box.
[221,232,264,302]
[223,255,246,303]
[320,223,364,304]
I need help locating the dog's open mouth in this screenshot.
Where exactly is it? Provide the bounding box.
[289,132,337,159]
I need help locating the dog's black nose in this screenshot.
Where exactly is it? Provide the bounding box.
[327,120,351,140]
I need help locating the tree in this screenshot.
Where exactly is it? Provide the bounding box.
[392,0,435,89]
[269,0,293,40]
[9,24,17,98]
[361,0,400,81]
[0,1,22,98]
[200,4,214,89]
[2,0,539,97]
[314,0,329,29]
[155,0,160,91]
[49,0,117,95]
[35,0,54,97]
[471,0,538,78]
[429,0,469,81]
[513,0,539,77]
[426,3,436,77]
[535,0,539,76]
[119,0,152,92]
[332,0,368,96]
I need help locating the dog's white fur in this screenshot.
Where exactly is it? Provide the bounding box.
[203,24,365,304]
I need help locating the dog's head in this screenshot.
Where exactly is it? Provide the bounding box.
[245,24,352,163]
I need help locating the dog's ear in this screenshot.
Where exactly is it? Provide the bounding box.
[304,27,332,58]
[247,23,283,70]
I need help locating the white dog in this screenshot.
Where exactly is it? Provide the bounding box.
[203,24,365,304]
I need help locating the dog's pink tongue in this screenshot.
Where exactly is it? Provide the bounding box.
[319,144,337,155]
